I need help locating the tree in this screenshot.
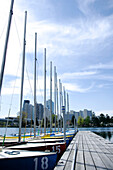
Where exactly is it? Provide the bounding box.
[84,116,90,127]
[105,114,110,124]
[71,115,76,126]
[110,116,113,123]
[91,114,100,127]
[52,114,57,127]
[41,117,50,127]
[99,113,105,126]
[22,111,27,127]
[77,116,84,127]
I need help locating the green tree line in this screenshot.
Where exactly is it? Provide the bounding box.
[71,113,113,127]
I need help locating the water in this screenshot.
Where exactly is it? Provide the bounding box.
[0,127,61,136]
[78,127,113,143]
[1,127,113,143]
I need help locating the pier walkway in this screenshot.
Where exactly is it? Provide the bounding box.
[55,131,113,170]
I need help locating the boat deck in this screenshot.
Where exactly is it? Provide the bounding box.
[55,131,113,170]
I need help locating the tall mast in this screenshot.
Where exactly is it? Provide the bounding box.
[19,11,27,142]
[67,93,69,130]
[34,33,37,138]
[60,82,63,132]
[65,88,66,131]
[59,79,61,131]
[44,48,46,135]
[63,86,66,142]
[57,82,59,132]
[54,66,56,132]
[56,72,58,131]
[50,61,52,133]
[0,0,14,94]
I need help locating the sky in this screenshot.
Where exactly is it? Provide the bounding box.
[0,0,113,118]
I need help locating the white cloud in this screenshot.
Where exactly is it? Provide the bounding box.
[77,0,96,16]
[87,63,113,70]
[63,82,94,93]
[97,83,113,88]
[60,71,97,80]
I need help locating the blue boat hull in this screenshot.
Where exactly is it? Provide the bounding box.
[0,152,57,170]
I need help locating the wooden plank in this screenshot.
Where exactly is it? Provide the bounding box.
[83,133,96,170]
[91,152,107,170]
[65,143,77,170]
[84,151,96,170]
[85,137,107,170]
[89,133,113,169]
[75,150,85,170]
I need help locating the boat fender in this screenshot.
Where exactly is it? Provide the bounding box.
[4,151,20,155]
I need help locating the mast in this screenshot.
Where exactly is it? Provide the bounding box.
[59,79,61,131]
[0,0,14,94]
[57,82,59,132]
[50,61,52,133]
[67,93,69,130]
[54,66,56,132]
[64,88,66,131]
[19,11,27,142]
[60,82,63,132]
[44,48,46,135]
[63,86,66,142]
[34,33,37,138]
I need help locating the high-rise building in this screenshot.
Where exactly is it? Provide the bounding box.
[23,100,34,121]
[46,99,54,114]
[36,103,43,121]
[83,109,92,119]
[79,110,84,118]
[70,110,79,121]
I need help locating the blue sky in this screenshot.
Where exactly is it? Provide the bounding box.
[0,0,113,118]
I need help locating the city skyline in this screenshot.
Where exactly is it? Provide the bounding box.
[0,0,113,118]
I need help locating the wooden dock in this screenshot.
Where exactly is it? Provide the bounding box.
[54,131,113,170]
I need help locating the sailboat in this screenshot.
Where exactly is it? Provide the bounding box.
[40,84,76,144]
[0,1,58,169]
[6,47,66,160]
[6,141,66,161]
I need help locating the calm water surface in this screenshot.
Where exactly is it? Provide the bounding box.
[1,127,113,143]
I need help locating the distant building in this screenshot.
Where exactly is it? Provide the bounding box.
[83,109,92,119]
[46,99,54,114]
[75,112,79,121]
[23,100,45,122]
[45,108,50,120]
[36,103,43,121]
[68,109,93,122]
[70,110,79,121]
[79,110,84,118]
[4,117,19,126]
[65,114,74,123]
[23,100,34,121]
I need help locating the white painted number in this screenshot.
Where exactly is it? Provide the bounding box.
[56,145,60,153]
[34,157,48,170]
[41,157,48,169]
[34,158,38,170]
[52,145,61,153]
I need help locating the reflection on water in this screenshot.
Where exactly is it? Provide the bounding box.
[94,131,113,142]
